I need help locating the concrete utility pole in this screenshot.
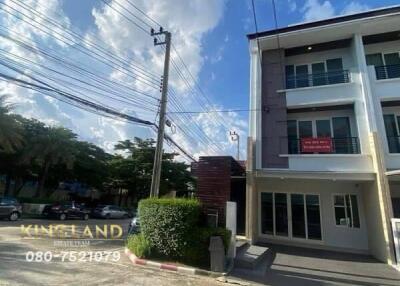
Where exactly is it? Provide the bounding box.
[230,131,240,161]
[150,28,171,198]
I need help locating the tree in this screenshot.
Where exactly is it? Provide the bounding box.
[109,138,194,203]
[24,126,78,198]
[0,95,23,153]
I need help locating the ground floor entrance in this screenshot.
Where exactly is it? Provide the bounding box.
[247,176,373,254]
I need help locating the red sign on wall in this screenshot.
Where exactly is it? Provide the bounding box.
[301,137,333,153]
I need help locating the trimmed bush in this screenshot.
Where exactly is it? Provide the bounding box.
[139,198,201,258]
[126,234,152,258]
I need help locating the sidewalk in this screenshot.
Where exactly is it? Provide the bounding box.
[228,243,400,286]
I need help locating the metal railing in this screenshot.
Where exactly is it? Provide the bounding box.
[287,137,360,154]
[375,64,400,80]
[387,136,400,153]
[286,70,350,89]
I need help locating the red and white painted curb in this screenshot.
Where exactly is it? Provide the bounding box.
[124,248,220,277]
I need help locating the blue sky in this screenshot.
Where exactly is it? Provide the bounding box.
[0,0,399,160]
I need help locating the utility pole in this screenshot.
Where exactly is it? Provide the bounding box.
[230,131,240,161]
[150,27,171,198]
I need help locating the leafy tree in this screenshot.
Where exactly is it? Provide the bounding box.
[24,126,78,198]
[110,138,194,203]
[0,95,23,153]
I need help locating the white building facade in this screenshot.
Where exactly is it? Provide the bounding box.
[246,6,400,265]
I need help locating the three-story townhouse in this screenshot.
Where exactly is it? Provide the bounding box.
[246,6,400,265]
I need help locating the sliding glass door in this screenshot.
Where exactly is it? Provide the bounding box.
[261,192,322,241]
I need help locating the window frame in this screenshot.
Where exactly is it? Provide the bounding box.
[383,112,400,153]
[332,193,361,229]
[258,191,324,242]
[285,58,343,88]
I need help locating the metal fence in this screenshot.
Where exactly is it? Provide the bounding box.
[287,137,360,154]
[286,70,350,89]
[375,64,400,80]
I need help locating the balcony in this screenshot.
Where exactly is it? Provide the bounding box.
[375,64,400,80]
[286,70,351,89]
[287,137,360,155]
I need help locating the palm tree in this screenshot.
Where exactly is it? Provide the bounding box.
[0,95,23,153]
[26,126,78,198]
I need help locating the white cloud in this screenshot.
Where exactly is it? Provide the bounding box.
[341,1,370,15]
[288,0,297,13]
[301,0,370,22]
[302,0,335,22]
[0,0,245,160]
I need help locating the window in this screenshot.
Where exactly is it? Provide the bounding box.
[334,194,360,228]
[285,58,344,88]
[261,192,322,240]
[366,52,400,79]
[285,65,295,89]
[261,193,273,235]
[383,114,400,153]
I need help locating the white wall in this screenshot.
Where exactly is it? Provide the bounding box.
[363,40,400,56]
[285,47,355,70]
[255,178,369,252]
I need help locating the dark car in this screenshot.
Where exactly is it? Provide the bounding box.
[92,205,129,219]
[42,202,90,220]
[0,197,22,221]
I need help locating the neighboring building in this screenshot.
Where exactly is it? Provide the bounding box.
[247,6,400,265]
[192,156,246,234]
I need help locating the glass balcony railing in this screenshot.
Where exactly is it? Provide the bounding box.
[287,137,360,154]
[375,64,400,80]
[286,70,350,89]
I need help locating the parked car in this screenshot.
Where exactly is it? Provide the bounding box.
[128,216,140,234]
[0,197,22,221]
[91,205,129,219]
[42,202,90,220]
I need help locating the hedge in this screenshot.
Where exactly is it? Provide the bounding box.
[138,198,201,258]
[126,233,151,258]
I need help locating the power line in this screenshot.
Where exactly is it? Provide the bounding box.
[0,2,161,89]
[167,109,261,114]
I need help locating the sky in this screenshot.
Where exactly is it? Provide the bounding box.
[0,0,399,161]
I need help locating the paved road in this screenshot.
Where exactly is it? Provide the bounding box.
[0,218,230,286]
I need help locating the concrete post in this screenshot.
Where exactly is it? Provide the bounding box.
[226,201,237,259]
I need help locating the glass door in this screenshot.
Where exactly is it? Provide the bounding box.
[291,194,306,238]
[306,195,322,240]
[312,62,326,86]
[275,193,288,236]
[383,114,400,153]
[384,53,400,78]
[332,117,352,153]
[287,120,298,154]
[326,58,344,84]
[296,65,309,88]
[316,119,332,137]
[261,193,274,235]
[366,53,385,79]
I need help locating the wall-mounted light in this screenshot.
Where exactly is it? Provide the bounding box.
[307,46,313,51]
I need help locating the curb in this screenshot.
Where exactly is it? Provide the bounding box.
[124,248,224,278]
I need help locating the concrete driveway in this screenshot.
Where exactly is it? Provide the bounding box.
[0,218,228,286]
[229,243,400,286]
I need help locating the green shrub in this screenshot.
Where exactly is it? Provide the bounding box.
[126,234,152,258]
[138,198,200,258]
[184,227,231,268]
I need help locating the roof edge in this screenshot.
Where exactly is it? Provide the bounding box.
[247,5,400,40]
